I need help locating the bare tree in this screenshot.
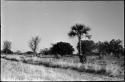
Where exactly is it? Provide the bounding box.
[29,36,40,56]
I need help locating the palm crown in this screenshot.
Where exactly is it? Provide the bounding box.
[68,24,91,39]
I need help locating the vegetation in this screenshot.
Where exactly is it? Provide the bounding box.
[1,23,124,81]
[25,51,34,55]
[14,50,22,55]
[2,40,13,54]
[29,36,41,56]
[96,41,109,59]
[109,39,123,58]
[68,24,91,63]
[1,54,124,79]
[49,42,74,57]
[77,40,96,56]
[122,47,124,56]
[96,39,124,58]
[39,48,50,55]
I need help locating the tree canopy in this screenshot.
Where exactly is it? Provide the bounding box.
[49,42,74,56]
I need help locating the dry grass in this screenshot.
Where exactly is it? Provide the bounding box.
[1,54,124,81]
[1,58,87,81]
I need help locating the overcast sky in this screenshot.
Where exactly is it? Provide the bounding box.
[1,0,124,53]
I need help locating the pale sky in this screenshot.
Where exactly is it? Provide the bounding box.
[1,0,124,53]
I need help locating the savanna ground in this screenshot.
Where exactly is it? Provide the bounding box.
[1,54,124,81]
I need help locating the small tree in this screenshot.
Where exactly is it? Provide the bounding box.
[29,36,40,56]
[96,41,107,59]
[109,39,123,58]
[96,39,123,59]
[2,40,13,54]
[49,42,74,57]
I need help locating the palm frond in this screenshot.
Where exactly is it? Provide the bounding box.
[69,24,91,38]
[68,31,77,37]
[72,26,77,31]
[82,26,91,34]
[72,24,84,31]
[76,24,84,31]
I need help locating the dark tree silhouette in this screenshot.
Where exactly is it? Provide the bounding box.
[68,24,91,63]
[49,42,74,57]
[25,51,34,55]
[109,39,123,58]
[96,41,109,59]
[2,40,13,54]
[29,36,40,56]
[96,39,123,58]
[77,40,95,56]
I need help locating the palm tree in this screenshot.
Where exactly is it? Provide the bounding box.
[68,24,91,63]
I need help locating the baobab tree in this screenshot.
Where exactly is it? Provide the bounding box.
[68,24,91,63]
[29,36,40,56]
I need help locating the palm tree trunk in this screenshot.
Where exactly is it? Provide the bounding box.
[79,36,82,56]
[78,36,86,63]
[78,36,83,63]
[33,50,37,57]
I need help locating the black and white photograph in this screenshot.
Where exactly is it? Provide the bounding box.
[1,0,124,81]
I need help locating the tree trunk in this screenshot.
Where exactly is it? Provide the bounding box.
[78,36,86,63]
[33,50,37,57]
[79,36,82,56]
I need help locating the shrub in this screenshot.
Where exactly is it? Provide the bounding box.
[2,40,13,54]
[96,39,124,58]
[49,42,74,56]
[14,50,22,55]
[39,48,50,55]
[109,39,123,58]
[25,51,34,55]
[10,58,19,62]
[2,49,13,54]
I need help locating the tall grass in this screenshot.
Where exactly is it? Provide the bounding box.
[1,54,124,77]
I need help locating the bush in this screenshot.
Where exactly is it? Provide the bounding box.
[14,50,22,55]
[109,39,123,58]
[2,49,13,54]
[2,40,13,54]
[25,51,34,55]
[39,48,50,55]
[49,42,74,56]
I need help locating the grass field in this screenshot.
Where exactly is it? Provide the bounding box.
[1,54,124,81]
